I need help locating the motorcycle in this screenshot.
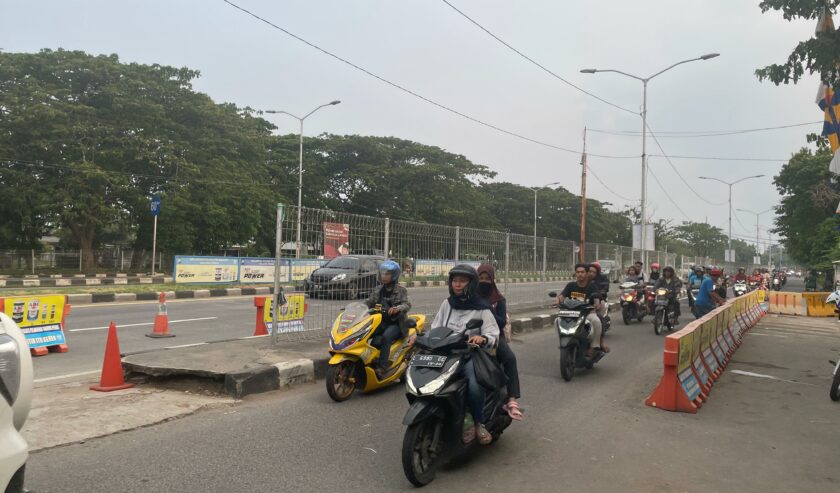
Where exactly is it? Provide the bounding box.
[733,281,748,297]
[830,359,840,402]
[549,293,607,381]
[619,281,649,324]
[747,280,760,292]
[652,287,677,335]
[772,277,782,291]
[326,302,426,402]
[401,320,511,486]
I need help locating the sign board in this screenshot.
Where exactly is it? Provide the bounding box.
[289,259,328,282]
[632,224,655,251]
[1,295,67,349]
[173,256,239,284]
[150,195,161,216]
[264,293,306,333]
[239,258,291,284]
[323,222,350,259]
[725,249,736,263]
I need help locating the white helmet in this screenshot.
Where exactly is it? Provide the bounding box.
[826,291,840,305]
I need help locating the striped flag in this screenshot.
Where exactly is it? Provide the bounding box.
[815,8,840,176]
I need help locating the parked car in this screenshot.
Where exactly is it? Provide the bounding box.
[1,312,33,493]
[303,255,385,299]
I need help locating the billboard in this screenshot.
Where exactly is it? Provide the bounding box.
[239,258,291,284]
[1,295,68,349]
[173,256,239,284]
[323,222,350,259]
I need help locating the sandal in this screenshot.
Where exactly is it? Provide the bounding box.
[476,424,492,445]
[462,426,476,444]
[503,400,524,421]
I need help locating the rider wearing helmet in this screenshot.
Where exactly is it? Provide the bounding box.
[654,266,682,324]
[431,264,500,445]
[688,265,704,308]
[588,261,611,300]
[364,260,412,377]
[693,267,725,319]
[648,262,661,283]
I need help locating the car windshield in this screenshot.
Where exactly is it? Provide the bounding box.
[338,302,371,332]
[325,257,359,269]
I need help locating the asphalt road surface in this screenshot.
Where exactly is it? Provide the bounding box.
[31,281,562,383]
[26,299,694,493]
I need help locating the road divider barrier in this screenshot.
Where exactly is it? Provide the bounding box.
[801,292,837,317]
[765,291,805,316]
[91,321,134,392]
[253,293,308,336]
[645,291,766,413]
[146,292,175,338]
[0,294,70,356]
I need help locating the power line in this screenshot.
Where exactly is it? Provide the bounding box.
[586,165,636,203]
[221,1,639,161]
[648,154,787,163]
[589,121,821,138]
[645,123,728,206]
[647,165,692,222]
[439,0,637,115]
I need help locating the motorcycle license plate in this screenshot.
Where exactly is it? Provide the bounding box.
[557,310,580,318]
[411,354,447,368]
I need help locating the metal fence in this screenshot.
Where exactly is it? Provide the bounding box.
[0,249,170,275]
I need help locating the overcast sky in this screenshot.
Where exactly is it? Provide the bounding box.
[1,0,823,249]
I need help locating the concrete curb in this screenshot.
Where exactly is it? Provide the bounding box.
[0,276,171,287]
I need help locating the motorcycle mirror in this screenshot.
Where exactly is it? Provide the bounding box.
[465,318,484,330]
[548,291,557,298]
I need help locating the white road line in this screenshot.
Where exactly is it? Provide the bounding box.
[70,316,218,332]
[164,342,209,349]
[34,370,100,383]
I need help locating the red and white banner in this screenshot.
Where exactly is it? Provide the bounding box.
[323,222,350,259]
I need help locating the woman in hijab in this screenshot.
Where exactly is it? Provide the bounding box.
[431,264,500,445]
[477,263,523,421]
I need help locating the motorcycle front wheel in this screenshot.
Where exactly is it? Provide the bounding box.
[654,310,664,335]
[830,373,840,402]
[622,307,632,325]
[325,361,356,402]
[402,417,444,487]
[560,346,576,382]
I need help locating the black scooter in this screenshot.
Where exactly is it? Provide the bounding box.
[401,320,512,487]
[549,293,607,381]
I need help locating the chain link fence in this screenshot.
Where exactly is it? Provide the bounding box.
[0,249,172,275]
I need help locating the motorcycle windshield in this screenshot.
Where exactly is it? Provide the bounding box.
[338,302,371,333]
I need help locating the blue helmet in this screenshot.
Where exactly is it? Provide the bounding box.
[379,260,401,284]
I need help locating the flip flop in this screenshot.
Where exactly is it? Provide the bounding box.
[503,401,524,421]
[462,426,476,444]
[477,425,492,445]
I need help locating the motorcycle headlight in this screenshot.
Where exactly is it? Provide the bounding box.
[414,360,460,396]
[0,330,21,407]
[332,274,347,281]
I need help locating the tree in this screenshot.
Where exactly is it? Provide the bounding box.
[671,222,728,258]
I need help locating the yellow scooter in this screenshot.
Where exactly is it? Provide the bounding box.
[326,302,425,402]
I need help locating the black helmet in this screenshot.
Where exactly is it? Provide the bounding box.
[663,266,675,275]
[448,264,479,303]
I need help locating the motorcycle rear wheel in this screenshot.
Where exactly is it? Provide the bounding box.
[560,346,576,381]
[830,373,840,402]
[325,361,356,402]
[402,418,444,487]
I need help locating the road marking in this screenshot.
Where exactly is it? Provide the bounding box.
[69,296,254,309]
[70,316,218,332]
[730,369,816,386]
[34,369,100,383]
[164,342,209,349]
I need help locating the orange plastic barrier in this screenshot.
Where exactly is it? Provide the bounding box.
[802,292,837,317]
[766,291,805,316]
[646,291,765,413]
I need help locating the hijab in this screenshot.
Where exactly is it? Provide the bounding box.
[476,263,505,306]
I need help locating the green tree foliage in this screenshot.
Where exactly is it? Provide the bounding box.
[773,148,840,269]
[756,1,840,86]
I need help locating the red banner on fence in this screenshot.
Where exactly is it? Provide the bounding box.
[323,222,350,259]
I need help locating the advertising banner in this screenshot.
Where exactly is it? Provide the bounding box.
[1,295,67,349]
[239,258,291,284]
[414,259,482,278]
[264,293,306,333]
[173,256,239,284]
[323,222,350,259]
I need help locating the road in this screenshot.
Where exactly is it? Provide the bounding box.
[32,281,560,383]
[27,299,692,493]
[27,291,840,493]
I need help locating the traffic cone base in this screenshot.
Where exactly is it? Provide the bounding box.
[91,322,134,392]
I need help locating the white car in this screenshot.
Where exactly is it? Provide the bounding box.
[0,313,33,493]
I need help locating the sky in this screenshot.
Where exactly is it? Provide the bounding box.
[0,0,824,251]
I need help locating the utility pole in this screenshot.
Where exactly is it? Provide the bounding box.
[579,127,588,264]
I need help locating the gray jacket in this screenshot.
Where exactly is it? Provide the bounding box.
[430,300,500,348]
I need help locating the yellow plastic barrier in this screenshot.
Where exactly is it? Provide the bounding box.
[802,292,837,317]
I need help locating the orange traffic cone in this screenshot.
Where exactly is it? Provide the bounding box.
[90,322,134,392]
[146,292,174,338]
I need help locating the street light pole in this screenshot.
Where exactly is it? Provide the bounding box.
[698,174,764,262]
[265,100,341,258]
[581,53,719,268]
[736,208,773,263]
